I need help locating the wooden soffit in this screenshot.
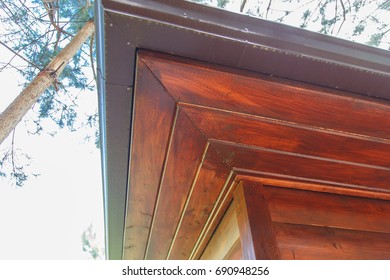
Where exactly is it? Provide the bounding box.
[96,0,390,259]
[124,50,390,260]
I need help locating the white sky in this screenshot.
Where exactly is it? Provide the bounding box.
[0,46,104,259]
[194,0,389,50]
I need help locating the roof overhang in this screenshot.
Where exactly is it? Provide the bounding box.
[95,0,390,259]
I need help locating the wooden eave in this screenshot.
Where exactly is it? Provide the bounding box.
[95,0,390,260]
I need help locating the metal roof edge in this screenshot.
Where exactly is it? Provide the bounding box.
[96,0,125,260]
[102,0,390,77]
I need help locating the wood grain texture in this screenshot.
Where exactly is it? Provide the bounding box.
[189,177,239,260]
[234,181,280,260]
[264,186,390,233]
[145,110,208,259]
[124,60,176,259]
[168,145,231,259]
[200,201,240,260]
[140,51,390,140]
[236,174,390,200]
[182,104,390,167]
[211,141,390,192]
[125,51,390,260]
[275,222,390,260]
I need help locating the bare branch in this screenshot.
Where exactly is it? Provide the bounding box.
[240,0,247,13]
[331,0,338,34]
[302,0,323,28]
[337,0,347,35]
[0,54,17,72]
[265,0,272,19]
[0,41,41,70]
[11,128,16,173]
[42,0,72,37]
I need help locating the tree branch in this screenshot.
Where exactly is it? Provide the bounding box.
[89,32,96,82]
[0,20,95,145]
[331,0,338,34]
[42,0,73,37]
[265,0,272,19]
[337,0,347,35]
[0,54,17,72]
[11,128,16,173]
[240,0,247,13]
[0,41,41,70]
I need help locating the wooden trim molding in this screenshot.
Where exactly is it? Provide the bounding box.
[234,181,280,260]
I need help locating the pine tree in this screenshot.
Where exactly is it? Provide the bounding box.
[0,19,94,145]
[0,0,96,186]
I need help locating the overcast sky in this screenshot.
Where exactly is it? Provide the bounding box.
[0,47,104,260]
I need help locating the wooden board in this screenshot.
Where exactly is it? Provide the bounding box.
[200,201,240,260]
[124,50,390,260]
[124,60,176,259]
[264,186,390,233]
[275,222,390,260]
[234,182,280,260]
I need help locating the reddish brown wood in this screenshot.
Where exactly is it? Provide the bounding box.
[140,51,390,139]
[234,181,280,260]
[236,174,390,200]
[145,110,208,259]
[181,105,390,168]
[274,222,390,260]
[210,141,390,192]
[125,51,390,260]
[168,145,231,259]
[264,186,390,233]
[124,60,176,259]
[190,178,239,260]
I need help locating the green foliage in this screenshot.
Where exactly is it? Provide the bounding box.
[368,32,385,46]
[0,144,34,187]
[381,1,390,11]
[188,0,389,50]
[217,0,230,8]
[353,23,366,35]
[0,0,97,186]
[86,112,100,149]
[0,0,95,132]
[81,224,104,260]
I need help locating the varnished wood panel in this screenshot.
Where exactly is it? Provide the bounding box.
[145,110,208,259]
[125,51,390,260]
[264,186,390,233]
[168,145,231,259]
[211,141,390,192]
[234,182,280,259]
[200,200,240,260]
[189,178,239,260]
[182,105,390,167]
[140,51,390,139]
[124,60,176,259]
[237,174,390,200]
[275,223,390,260]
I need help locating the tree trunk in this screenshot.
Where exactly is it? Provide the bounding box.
[0,20,95,145]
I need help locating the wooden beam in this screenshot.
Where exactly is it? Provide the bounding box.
[200,201,240,260]
[234,181,280,259]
